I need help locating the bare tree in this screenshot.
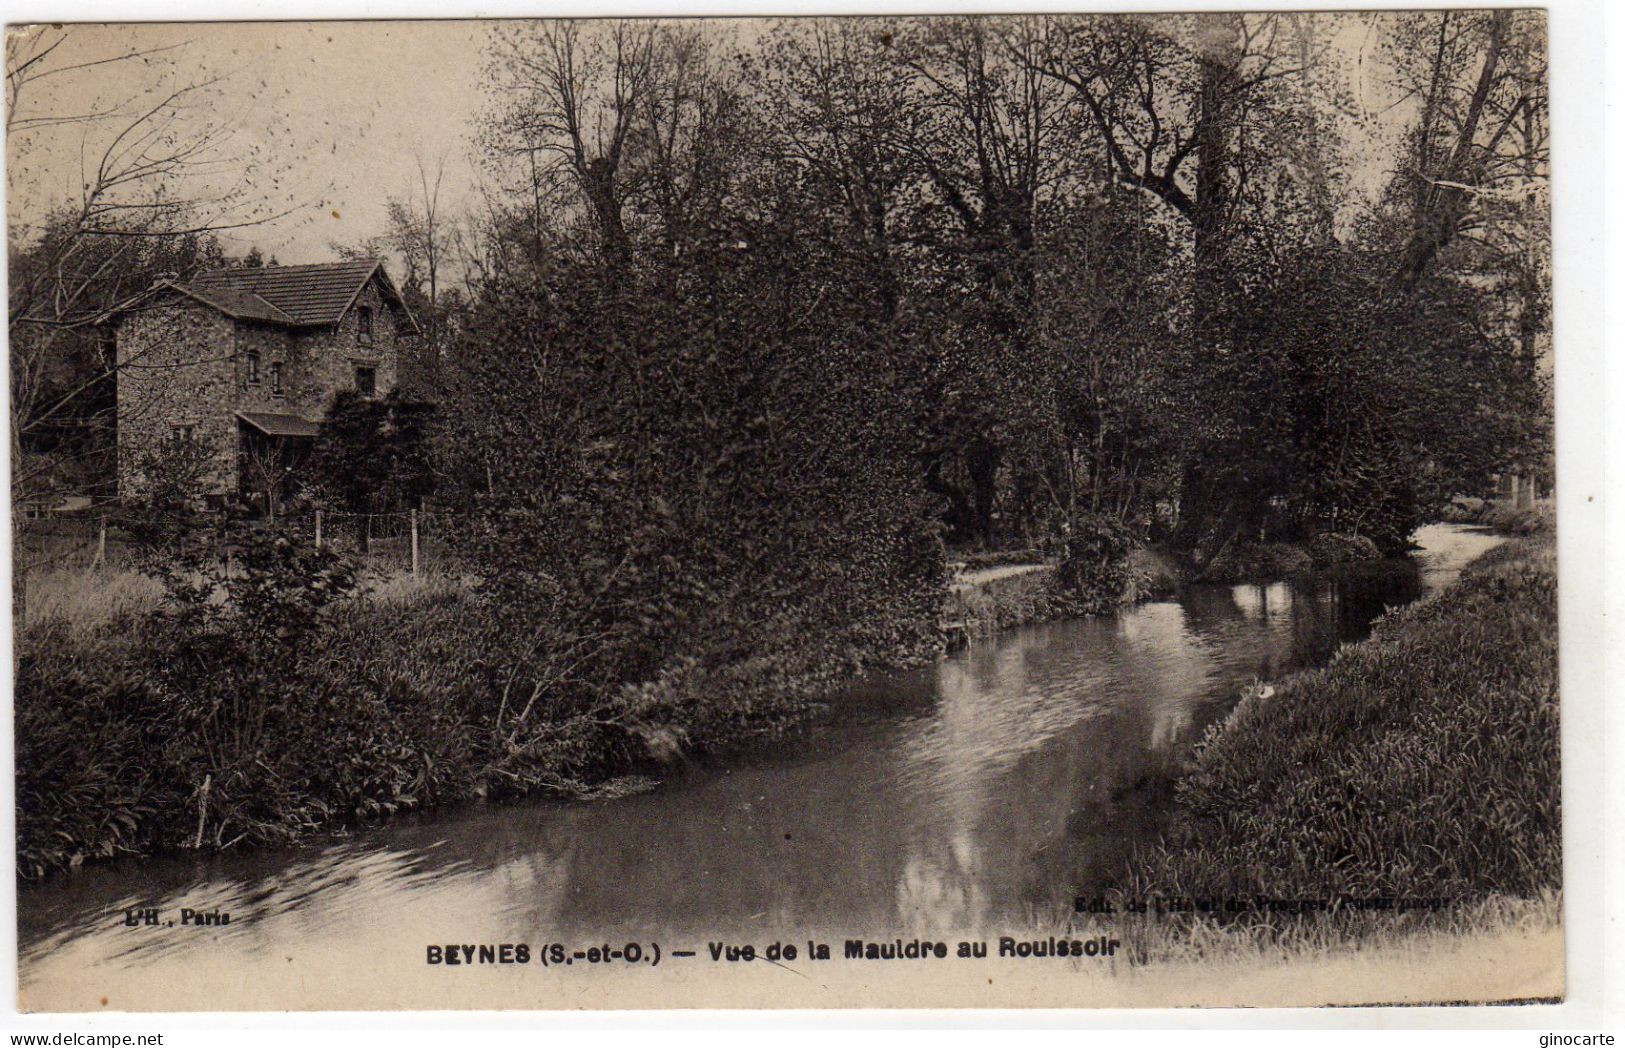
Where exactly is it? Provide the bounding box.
[8,25,301,603]
[239,438,299,523]
[484,20,660,266]
[1381,10,1550,497]
[356,154,457,395]
[1035,14,1313,298]
[1384,10,1546,288]
[8,27,300,487]
[758,19,920,321]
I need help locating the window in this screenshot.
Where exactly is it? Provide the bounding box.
[354,365,377,397]
[357,305,374,344]
[270,362,283,395]
[171,424,196,442]
[246,350,260,384]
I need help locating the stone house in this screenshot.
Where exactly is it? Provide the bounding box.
[113,259,421,503]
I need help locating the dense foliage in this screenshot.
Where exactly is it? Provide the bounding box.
[306,390,439,514]
[444,12,1547,576]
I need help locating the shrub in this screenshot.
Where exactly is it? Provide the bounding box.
[1125,547,1184,599]
[13,507,931,877]
[1203,541,1313,583]
[1305,532,1382,567]
[947,566,1064,638]
[1054,513,1137,615]
[1479,503,1551,536]
[1439,496,1488,523]
[14,626,172,876]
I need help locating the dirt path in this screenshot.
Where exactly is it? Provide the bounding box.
[952,562,1051,590]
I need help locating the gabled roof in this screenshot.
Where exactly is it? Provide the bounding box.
[163,259,419,331]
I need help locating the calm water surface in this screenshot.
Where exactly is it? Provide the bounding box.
[17,524,1502,983]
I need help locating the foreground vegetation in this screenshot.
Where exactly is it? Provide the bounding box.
[18,509,1166,879]
[1107,530,1559,964]
[13,537,903,879]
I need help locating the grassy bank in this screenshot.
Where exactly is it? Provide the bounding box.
[945,553,1162,643]
[946,565,1060,640]
[14,535,942,879]
[13,586,876,878]
[1105,530,1559,964]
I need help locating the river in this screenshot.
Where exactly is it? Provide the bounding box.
[16,523,1503,1000]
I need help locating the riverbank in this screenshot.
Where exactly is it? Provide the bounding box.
[14,519,1523,884]
[1104,528,1559,969]
[20,542,1137,880]
[13,571,931,879]
[23,529,1137,880]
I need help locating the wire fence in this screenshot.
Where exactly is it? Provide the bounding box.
[309,509,461,575]
[14,505,462,579]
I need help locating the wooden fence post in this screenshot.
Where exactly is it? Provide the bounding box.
[315,509,323,550]
[92,516,107,570]
[410,509,420,577]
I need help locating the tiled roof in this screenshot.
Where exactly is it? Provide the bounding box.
[186,259,392,327]
[175,284,295,325]
[237,411,321,438]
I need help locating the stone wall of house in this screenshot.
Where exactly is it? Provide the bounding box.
[116,297,238,497]
[293,278,404,415]
[117,274,421,504]
[233,322,300,414]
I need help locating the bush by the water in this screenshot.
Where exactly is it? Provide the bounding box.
[1114,534,1558,957]
[1200,532,1381,583]
[1439,497,1551,536]
[946,519,1157,640]
[948,566,1060,638]
[1305,532,1382,567]
[1054,514,1140,614]
[1479,504,1551,536]
[1201,541,1313,583]
[1439,496,1489,523]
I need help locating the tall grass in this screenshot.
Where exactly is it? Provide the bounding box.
[20,561,463,631]
[1110,532,1559,962]
[22,567,165,635]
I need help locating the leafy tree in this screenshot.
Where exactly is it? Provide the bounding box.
[306,391,438,516]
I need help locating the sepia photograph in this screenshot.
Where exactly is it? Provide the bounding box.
[5,7,1573,1014]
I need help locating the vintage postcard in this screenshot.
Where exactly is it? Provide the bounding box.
[7,11,1560,1012]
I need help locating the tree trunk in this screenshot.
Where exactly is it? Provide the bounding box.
[1192,14,1243,331]
[1175,16,1245,554]
[1396,11,1510,288]
[966,440,1002,548]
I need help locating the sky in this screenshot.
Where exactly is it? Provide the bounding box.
[5,15,1416,269]
[7,20,493,263]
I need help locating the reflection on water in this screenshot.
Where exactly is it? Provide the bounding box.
[17,525,1504,983]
